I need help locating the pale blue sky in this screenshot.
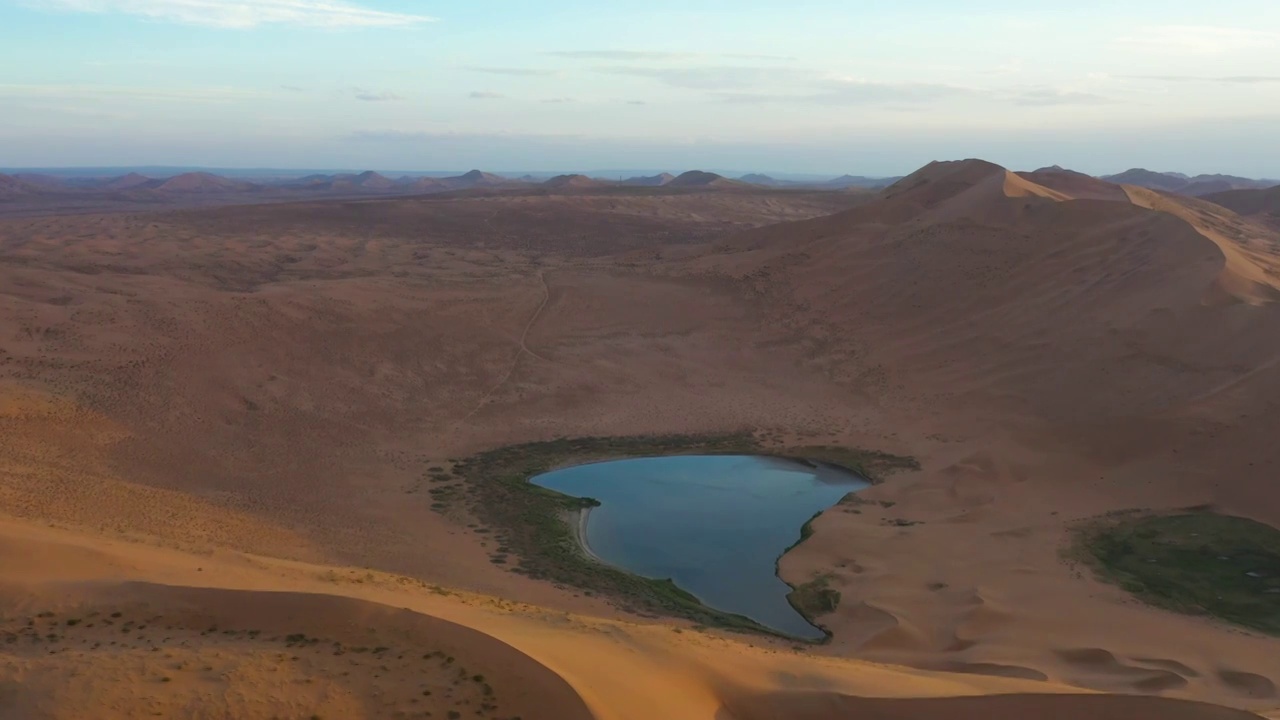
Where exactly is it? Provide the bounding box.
[1,0,1278,175]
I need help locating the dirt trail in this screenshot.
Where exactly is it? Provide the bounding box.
[460,270,552,423]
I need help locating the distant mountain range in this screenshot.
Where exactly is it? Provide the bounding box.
[1204,185,1280,230]
[0,170,258,196]
[545,170,894,190]
[285,169,508,192]
[1100,168,1277,197]
[737,173,902,190]
[544,169,872,190]
[3,166,1275,202]
[0,168,528,199]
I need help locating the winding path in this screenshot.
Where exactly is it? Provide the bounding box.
[460,270,551,423]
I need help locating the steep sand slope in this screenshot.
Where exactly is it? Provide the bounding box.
[0,517,1261,720]
[1124,186,1280,305]
[0,520,591,720]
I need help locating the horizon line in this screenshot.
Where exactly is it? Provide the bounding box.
[3,163,1278,181]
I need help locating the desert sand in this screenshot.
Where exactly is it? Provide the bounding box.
[2,163,1278,719]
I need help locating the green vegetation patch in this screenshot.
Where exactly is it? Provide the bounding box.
[787,574,841,620]
[1078,512,1280,635]
[443,432,916,639]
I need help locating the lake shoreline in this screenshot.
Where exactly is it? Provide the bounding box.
[444,433,916,637]
[569,506,607,565]
[536,455,868,640]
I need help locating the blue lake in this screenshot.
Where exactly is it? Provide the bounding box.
[530,455,869,639]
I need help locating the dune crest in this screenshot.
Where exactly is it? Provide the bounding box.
[0,517,1109,720]
[1001,171,1070,202]
[1124,185,1280,305]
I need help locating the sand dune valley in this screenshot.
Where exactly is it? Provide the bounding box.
[2,158,1280,720]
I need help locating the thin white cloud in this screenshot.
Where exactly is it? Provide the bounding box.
[25,0,435,29]
[547,50,703,61]
[1125,75,1280,84]
[1003,87,1111,107]
[595,65,809,90]
[596,63,1112,108]
[83,58,165,67]
[348,129,438,141]
[469,91,506,100]
[351,88,402,101]
[1117,25,1280,55]
[0,83,269,103]
[1,100,135,120]
[347,129,588,142]
[983,57,1026,77]
[720,53,796,62]
[713,78,1109,108]
[548,50,794,63]
[465,67,558,77]
[715,79,975,105]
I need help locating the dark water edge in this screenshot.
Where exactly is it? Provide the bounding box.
[531,455,870,639]
[440,433,917,639]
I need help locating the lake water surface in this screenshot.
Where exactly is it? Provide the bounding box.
[530,455,869,639]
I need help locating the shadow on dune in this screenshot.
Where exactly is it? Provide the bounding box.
[717,691,1263,720]
[50,581,597,720]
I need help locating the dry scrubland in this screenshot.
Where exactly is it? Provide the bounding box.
[1,170,1279,719]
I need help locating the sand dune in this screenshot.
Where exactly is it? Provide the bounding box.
[2,162,1279,718]
[679,158,1280,708]
[0,521,590,720]
[1123,185,1280,304]
[0,583,592,720]
[0,517,1262,720]
[1019,166,1132,202]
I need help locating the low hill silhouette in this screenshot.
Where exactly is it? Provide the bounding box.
[543,174,612,189]
[667,170,742,188]
[1205,185,1280,219]
[1102,168,1272,196]
[155,172,256,193]
[442,169,509,188]
[621,173,675,186]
